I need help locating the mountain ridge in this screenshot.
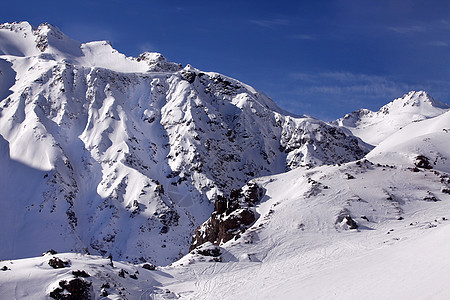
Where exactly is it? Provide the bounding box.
[0,21,370,264]
[333,90,449,145]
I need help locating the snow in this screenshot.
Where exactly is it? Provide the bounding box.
[0,20,369,264]
[333,91,449,146]
[0,21,449,299]
[367,110,450,172]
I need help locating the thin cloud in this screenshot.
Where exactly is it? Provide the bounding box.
[287,71,416,107]
[291,34,316,40]
[290,72,318,83]
[287,71,450,110]
[387,19,450,35]
[250,18,289,28]
[388,25,427,34]
[138,42,158,54]
[426,41,448,47]
[290,72,388,85]
[319,72,387,83]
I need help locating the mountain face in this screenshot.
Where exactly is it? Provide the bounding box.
[2,95,449,300]
[0,22,370,264]
[333,91,450,145]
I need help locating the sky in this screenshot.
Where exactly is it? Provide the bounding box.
[1,0,449,120]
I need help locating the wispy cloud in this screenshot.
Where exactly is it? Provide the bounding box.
[291,72,390,87]
[287,71,450,110]
[290,72,318,83]
[291,34,316,40]
[388,25,427,34]
[426,41,448,47]
[138,42,158,54]
[250,18,289,28]
[287,71,417,109]
[271,71,450,120]
[388,19,450,35]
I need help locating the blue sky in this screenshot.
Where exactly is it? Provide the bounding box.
[2,0,449,120]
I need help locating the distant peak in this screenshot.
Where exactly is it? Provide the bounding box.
[136,52,165,62]
[0,21,32,30]
[35,22,63,33]
[135,52,182,72]
[32,23,67,52]
[394,90,449,109]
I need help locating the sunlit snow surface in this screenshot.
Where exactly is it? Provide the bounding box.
[333,90,449,146]
[0,21,449,299]
[0,21,369,265]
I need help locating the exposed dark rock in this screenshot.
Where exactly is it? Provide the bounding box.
[230,188,242,200]
[118,269,128,278]
[101,283,110,289]
[345,173,355,180]
[424,193,438,202]
[214,195,228,214]
[415,155,433,169]
[101,289,108,297]
[190,182,264,250]
[336,210,358,230]
[156,184,164,195]
[142,263,156,270]
[49,278,92,300]
[243,182,264,206]
[343,216,358,229]
[160,225,169,234]
[72,270,90,278]
[180,70,196,83]
[42,249,58,256]
[1,266,9,271]
[48,257,69,269]
[197,246,221,257]
[156,209,179,227]
[190,242,223,262]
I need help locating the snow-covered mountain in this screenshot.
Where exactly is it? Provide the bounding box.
[1,21,450,300]
[333,90,449,145]
[0,22,369,265]
[2,87,449,300]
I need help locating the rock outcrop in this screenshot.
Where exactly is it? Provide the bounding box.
[190,182,264,250]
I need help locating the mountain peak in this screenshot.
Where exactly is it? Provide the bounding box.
[135,51,182,72]
[34,22,64,37]
[33,22,67,52]
[0,21,33,32]
[334,90,449,145]
[0,21,81,57]
[380,90,449,114]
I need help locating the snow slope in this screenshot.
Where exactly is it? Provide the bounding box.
[333,91,449,145]
[156,107,450,299]
[2,113,449,299]
[367,110,450,172]
[0,21,369,265]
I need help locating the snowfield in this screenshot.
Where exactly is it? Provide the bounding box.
[333,90,449,146]
[0,21,449,299]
